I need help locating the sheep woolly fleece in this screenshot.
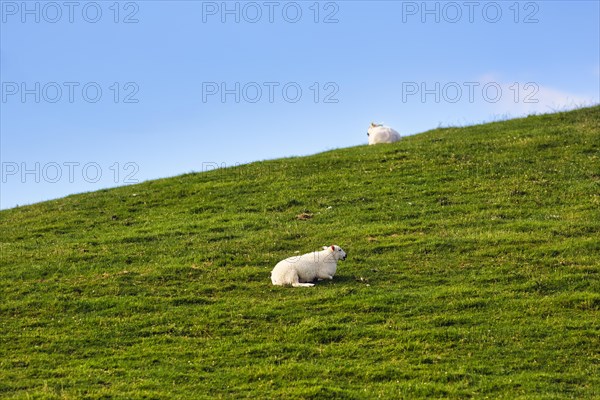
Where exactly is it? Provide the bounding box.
[271,245,347,287]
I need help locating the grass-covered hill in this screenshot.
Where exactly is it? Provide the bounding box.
[1,106,599,399]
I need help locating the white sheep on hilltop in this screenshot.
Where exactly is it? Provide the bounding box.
[271,245,347,287]
[367,123,401,145]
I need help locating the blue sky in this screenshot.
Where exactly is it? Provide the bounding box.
[1,0,599,209]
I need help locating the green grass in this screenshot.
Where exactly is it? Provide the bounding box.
[1,106,599,399]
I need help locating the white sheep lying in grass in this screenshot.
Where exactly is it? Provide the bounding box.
[367,123,401,145]
[271,245,347,287]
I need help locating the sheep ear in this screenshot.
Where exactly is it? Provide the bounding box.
[322,246,329,250]
[370,122,376,127]
[331,245,335,251]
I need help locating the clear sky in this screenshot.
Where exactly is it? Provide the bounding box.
[1,0,599,209]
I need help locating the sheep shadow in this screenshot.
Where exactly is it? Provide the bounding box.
[314,274,364,287]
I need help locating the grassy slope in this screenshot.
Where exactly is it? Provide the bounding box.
[1,106,599,399]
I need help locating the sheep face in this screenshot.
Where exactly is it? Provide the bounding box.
[324,245,347,261]
[367,122,381,138]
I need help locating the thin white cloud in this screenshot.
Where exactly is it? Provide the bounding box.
[476,74,598,118]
